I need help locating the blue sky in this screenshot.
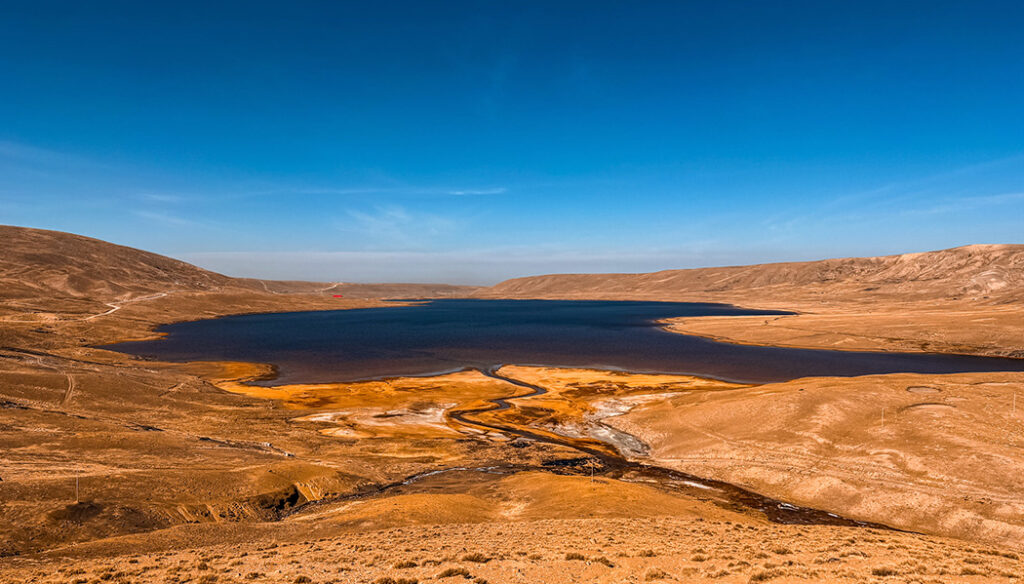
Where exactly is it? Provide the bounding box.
[2,1,1023,284]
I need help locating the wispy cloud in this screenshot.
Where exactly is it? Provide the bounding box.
[336,204,457,248]
[824,152,1024,210]
[760,153,1024,238]
[903,192,1024,216]
[236,185,509,198]
[445,187,507,196]
[0,139,113,173]
[137,193,188,204]
[2,140,509,206]
[131,210,220,229]
[0,140,74,164]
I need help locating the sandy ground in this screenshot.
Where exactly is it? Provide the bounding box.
[610,370,1024,547]
[5,514,1022,584]
[664,302,1024,358]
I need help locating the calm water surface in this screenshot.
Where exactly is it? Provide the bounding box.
[107,299,1024,384]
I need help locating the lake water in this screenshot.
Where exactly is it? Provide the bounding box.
[107,299,1024,384]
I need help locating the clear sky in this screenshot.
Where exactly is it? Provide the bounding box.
[2,2,1023,284]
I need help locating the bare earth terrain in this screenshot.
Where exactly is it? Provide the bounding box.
[2,225,1024,583]
[664,305,1024,358]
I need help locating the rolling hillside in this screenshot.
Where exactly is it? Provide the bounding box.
[0,225,243,304]
[0,225,475,315]
[478,244,1024,305]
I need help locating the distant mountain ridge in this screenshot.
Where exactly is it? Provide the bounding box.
[476,244,1024,304]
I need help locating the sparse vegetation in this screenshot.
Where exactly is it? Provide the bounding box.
[749,568,784,582]
[437,567,472,579]
[645,568,671,580]
[6,518,1022,584]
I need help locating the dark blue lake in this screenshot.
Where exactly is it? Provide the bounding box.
[107,299,1024,384]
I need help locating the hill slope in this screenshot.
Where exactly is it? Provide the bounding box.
[0,225,244,304]
[0,225,476,312]
[478,244,1024,305]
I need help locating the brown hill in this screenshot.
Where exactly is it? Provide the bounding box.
[0,225,243,304]
[0,225,476,311]
[477,244,1024,305]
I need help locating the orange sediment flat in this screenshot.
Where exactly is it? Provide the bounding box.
[185,361,749,447]
[187,363,531,439]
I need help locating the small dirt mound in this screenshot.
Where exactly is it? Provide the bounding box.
[902,402,956,414]
[48,501,104,523]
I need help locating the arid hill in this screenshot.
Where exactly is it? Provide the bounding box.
[477,244,1024,305]
[0,225,475,315]
[0,225,241,304]
[0,225,475,354]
